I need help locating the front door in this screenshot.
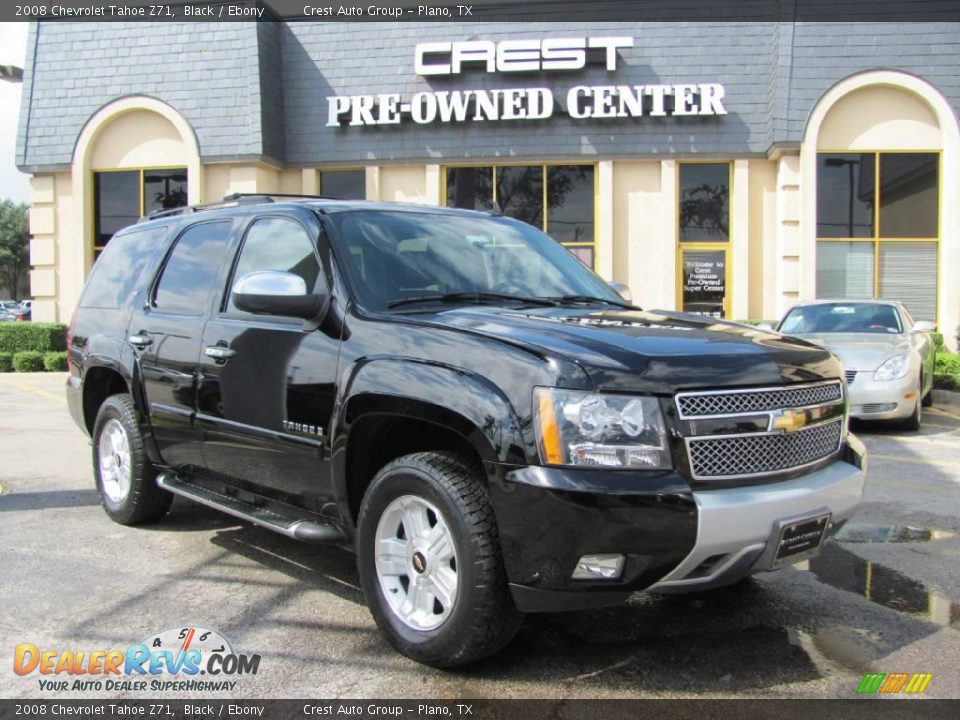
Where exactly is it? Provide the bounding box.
[130,220,235,469]
[195,213,340,513]
[679,246,730,319]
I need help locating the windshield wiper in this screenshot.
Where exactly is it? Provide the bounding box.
[388,292,559,309]
[549,294,639,310]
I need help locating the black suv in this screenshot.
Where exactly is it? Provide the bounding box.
[67,194,866,667]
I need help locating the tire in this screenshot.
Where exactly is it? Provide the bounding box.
[899,379,922,432]
[92,394,172,525]
[356,451,523,668]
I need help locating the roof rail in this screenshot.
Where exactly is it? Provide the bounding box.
[141,193,333,222]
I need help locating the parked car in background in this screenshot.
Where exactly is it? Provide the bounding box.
[14,300,32,321]
[0,300,20,321]
[777,300,935,430]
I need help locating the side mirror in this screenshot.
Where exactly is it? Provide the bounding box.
[609,281,632,304]
[232,271,326,320]
[912,320,936,333]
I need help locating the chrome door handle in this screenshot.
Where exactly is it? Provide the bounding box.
[128,334,153,348]
[204,345,237,360]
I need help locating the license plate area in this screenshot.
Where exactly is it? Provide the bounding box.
[773,512,831,568]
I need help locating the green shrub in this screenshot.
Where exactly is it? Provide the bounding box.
[934,350,960,392]
[0,352,12,373]
[0,323,68,354]
[12,351,46,373]
[43,351,68,372]
[932,332,945,352]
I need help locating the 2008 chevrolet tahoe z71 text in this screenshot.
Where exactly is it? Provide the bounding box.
[66,194,866,667]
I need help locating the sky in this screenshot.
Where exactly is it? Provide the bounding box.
[0,22,30,204]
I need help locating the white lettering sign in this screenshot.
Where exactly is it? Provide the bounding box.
[325,37,728,127]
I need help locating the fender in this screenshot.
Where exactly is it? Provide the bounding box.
[81,332,162,464]
[331,356,529,525]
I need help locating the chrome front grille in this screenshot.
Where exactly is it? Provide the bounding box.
[676,381,843,418]
[845,370,857,384]
[676,380,845,481]
[687,418,844,480]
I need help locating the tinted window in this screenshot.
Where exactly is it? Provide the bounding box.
[496,166,543,228]
[878,153,938,238]
[780,303,903,335]
[153,221,232,315]
[816,154,875,238]
[94,171,140,250]
[319,170,366,199]
[227,218,321,314]
[446,167,494,211]
[331,210,621,312]
[546,166,594,244]
[679,164,729,241]
[143,168,188,216]
[80,225,169,309]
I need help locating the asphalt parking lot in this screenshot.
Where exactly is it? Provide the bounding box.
[1,372,959,700]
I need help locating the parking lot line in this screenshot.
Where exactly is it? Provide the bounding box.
[867,436,960,449]
[928,407,960,421]
[10,382,67,405]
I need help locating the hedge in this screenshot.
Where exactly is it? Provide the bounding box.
[934,350,960,392]
[0,323,68,354]
[43,351,69,372]
[0,352,12,373]
[12,351,46,373]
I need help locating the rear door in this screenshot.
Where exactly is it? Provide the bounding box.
[129,219,235,469]
[195,211,340,512]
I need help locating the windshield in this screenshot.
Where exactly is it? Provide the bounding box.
[779,302,903,335]
[328,210,625,312]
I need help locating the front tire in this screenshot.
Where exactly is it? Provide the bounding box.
[356,451,522,667]
[899,378,923,431]
[92,394,172,525]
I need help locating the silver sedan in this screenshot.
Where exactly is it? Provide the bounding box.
[777,299,936,430]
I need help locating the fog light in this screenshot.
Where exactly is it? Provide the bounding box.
[572,554,625,580]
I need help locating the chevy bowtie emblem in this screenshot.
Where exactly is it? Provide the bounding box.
[772,409,809,433]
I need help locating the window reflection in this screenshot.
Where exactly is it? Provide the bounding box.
[547,166,594,244]
[319,170,366,200]
[817,154,875,238]
[446,167,493,211]
[143,169,188,216]
[679,164,729,242]
[94,171,140,249]
[879,153,938,238]
[496,166,543,228]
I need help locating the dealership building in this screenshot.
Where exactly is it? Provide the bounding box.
[15,19,960,346]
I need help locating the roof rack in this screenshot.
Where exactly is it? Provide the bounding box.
[141,193,337,222]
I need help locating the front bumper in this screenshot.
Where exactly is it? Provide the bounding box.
[494,435,866,612]
[848,370,918,420]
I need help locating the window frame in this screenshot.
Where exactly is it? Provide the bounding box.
[675,161,734,318]
[218,213,326,321]
[91,165,189,256]
[815,149,942,324]
[148,218,235,318]
[439,162,599,271]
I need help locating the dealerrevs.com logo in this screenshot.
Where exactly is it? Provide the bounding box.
[14,627,261,693]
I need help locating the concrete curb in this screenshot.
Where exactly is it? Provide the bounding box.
[933,388,960,409]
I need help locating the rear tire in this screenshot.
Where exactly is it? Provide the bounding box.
[356,451,522,667]
[92,394,172,525]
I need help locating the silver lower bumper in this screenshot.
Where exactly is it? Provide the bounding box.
[649,452,866,593]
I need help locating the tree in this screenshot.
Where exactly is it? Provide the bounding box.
[0,200,29,301]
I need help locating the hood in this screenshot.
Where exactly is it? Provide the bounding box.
[410,306,842,393]
[792,332,910,372]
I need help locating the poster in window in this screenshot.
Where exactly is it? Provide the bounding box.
[682,250,726,318]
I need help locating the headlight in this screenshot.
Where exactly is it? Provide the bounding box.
[533,388,672,469]
[875,354,910,381]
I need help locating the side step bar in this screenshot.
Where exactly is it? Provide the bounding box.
[157,473,345,544]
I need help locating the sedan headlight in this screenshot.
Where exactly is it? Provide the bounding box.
[875,353,910,381]
[533,388,672,468]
